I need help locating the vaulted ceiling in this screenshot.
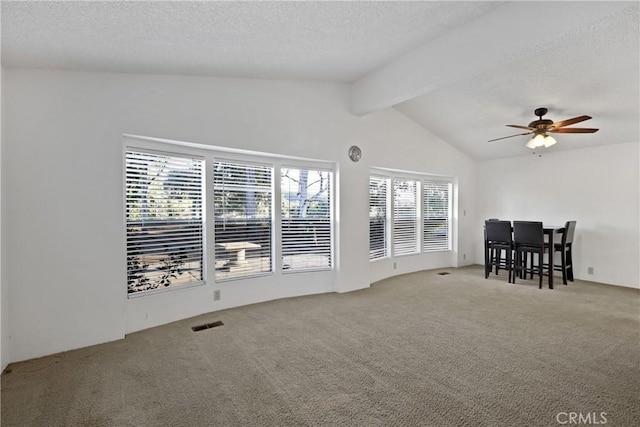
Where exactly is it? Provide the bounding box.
[2,1,638,160]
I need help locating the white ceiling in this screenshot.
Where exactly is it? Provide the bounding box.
[2,1,639,160]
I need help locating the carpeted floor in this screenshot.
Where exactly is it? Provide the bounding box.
[2,265,639,426]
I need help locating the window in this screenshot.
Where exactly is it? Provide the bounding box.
[371,170,454,262]
[393,178,420,256]
[281,167,332,271]
[423,181,452,252]
[125,150,204,294]
[369,176,389,260]
[125,137,336,295]
[213,160,273,281]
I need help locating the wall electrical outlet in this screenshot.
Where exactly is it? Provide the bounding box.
[213,290,221,301]
[587,267,594,275]
[393,262,397,269]
[463,253,466,260]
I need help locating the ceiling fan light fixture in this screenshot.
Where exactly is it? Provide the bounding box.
[525,133,556,149]
[543,135,557,147]
[526,133,546,149]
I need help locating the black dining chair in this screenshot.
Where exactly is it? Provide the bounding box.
[484,220,513,282]
[553,221,576,285]
[483,218,499,275]
[512,221,549,289]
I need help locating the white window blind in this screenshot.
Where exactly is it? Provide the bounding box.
[369,175,389,260]
[125,150,204,294]
[393,178,419,256]
[423,181,452,251]
[213,160,273,281]
[281,168,332,272]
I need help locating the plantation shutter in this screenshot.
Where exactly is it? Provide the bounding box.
[423,181,452,251]
[125,150,204,294]
[369,175,388,260]
[393,178,419,256]
[213,160,273,281]
[281,168,332,272]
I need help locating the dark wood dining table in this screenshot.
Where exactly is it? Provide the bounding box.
[484,223,565,289]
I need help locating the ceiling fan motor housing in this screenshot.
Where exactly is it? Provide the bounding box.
[530,107,553,129]
[529,119,554,129]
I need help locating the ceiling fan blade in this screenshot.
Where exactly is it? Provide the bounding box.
[550,127,599,133]
[506,124,535,130]
[549,115,591,129]
[487,131,533,142]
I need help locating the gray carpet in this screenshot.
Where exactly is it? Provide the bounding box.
[2,265,639,426]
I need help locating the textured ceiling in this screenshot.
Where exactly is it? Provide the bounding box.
[2,1,639,161]
[395,2,640,160]
[1,1,501,82]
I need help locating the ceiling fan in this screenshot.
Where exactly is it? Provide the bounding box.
[488,107,599,149]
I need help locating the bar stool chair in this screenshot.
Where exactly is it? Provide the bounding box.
[484,219,497,275]
[554,221,576,285]
[512,221,549,289]
[484,220,513,282]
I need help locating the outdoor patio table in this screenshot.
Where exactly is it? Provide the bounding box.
[216,241,261,266]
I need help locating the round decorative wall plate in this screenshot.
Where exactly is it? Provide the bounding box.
[348,145,362,162]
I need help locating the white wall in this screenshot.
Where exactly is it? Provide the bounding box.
[362,109,477,284]
[476,143,640,288]
[1,63,7,372]
[2,68,477,363]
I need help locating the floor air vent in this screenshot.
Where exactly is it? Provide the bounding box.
[437,272,450,276]
[191,320,224,332]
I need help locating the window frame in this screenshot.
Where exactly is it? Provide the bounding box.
[369,175,390,261]
[212,158,275,282]
[125,147,206,297]
[280,164,335,273]
[422,180,453,252]
[392,177,421,257]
